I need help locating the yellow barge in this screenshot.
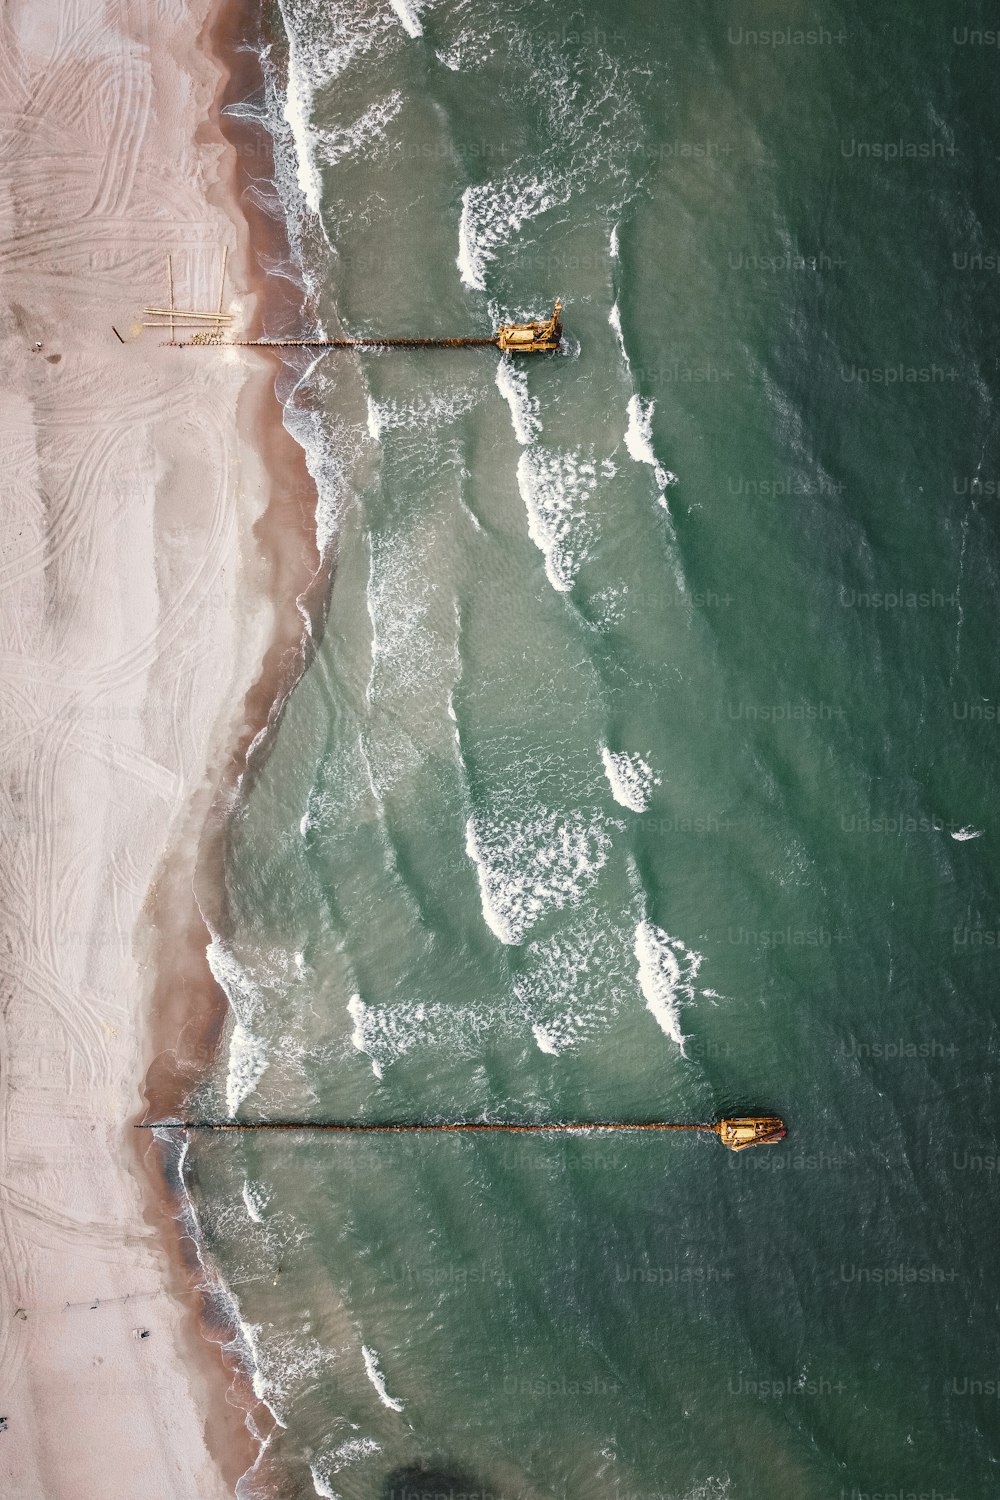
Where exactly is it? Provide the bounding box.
[496,299,563,353]
[714,1116,787,1151]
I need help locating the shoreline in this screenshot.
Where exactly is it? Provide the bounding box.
[0,0,327,1494]
[141,0,324,1127]
[138,0,336,1493]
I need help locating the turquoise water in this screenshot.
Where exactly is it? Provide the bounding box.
[186,3,1000,1496]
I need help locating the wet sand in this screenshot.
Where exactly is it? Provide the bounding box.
[0,0,322,1493]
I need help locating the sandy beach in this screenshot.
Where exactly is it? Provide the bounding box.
[0,1,314,1494]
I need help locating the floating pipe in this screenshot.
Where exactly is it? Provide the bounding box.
[136,1116,786,1151]
[167,301,564,355]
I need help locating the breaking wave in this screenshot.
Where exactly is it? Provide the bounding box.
[466,807,612,946]
[624,394,677,498]
[516,448,614,592]
[633,920,708,1051]
[361,1345,404,1412]
[601,746,660,812]
[496,359,542,445]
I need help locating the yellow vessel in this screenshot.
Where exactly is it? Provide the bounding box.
[714,1116,786,1151]
[496,299,563,354]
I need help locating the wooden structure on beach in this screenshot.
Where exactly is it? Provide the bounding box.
[124,251,233,341]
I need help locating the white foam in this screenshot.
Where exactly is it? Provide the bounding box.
[515,916,633,1053]
[456,186,481,288]
[348,994,385,1078]
[624,394,657,467]
[532,1023,562,1055]
[516,448,613,592]
[608,301,628,364]
[281,360,369,563]
[310,1468,337,1500]
[282,29,322,214]
[388,0,423,38]
[364,525,434,693]
[361,522,462,799]
[625,394,677,494]
[242,1179,267,1225]
[362,1345,404,1412]
[601,747,660,813]
[634,920,706,1051]
[951,825,983,840]
[243,1321,340,1424]
[496,360,541,445]
[466,808,612,946]
[312,1439,382,1499]
[206,930,309,1113]
[610,223,620,260]
[365,386,481,441]
[226,1021,269,1115]
[320,92,402,168]
[456,173,571,290]
[207,932,269,1113]
[685,1481,731,1500]
[349,989,517,1073]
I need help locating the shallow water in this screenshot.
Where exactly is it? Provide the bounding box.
[187,3,1000,1496]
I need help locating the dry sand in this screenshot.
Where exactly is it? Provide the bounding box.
[0,1,311,1494]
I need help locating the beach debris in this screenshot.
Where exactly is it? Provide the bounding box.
[0,1416,7,1432]
[13,1308,27,1321]
[130,249,234,341]
[132,1327,151,1340]
[111,327,125,344]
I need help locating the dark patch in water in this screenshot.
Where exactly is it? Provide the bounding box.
[381,1460,502,1500]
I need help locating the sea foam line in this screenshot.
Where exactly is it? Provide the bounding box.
[280,21,322,213]
[362,1345,404,1412]
[609,300,628,364]
[496,359,541,445]
[456,173,571,290]
[205,929,270,1114]
[601,747,660,812]
[515,447,613,592]
[456,186,481,288]
[388,0,423,38]
[311,1438,382,1500]
[633,919,706,1051]
[625,394,677,497]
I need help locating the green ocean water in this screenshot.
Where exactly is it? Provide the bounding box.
[183,3,1000,1496]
